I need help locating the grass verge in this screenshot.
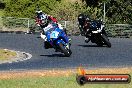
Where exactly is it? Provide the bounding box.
[0,49,17,61]
[0,68,131,88]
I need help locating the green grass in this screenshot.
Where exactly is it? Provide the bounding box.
[0,49,17,61]
[0,74,131,88]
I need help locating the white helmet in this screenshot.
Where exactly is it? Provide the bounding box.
[41,14,48,25]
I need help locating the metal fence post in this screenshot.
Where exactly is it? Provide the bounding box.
[64,21,67,28]
[103,2,106,22]
[28,19,30,28]
[26,18,30,33]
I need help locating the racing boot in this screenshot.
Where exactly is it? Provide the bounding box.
[68,38,71,44]
[44,41,49,49]
[85,37,90,43]
[40,33,47,41]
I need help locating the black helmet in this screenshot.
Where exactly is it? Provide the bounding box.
[78,14,85,20]
[78,14,90,21]
[36,10,43,16]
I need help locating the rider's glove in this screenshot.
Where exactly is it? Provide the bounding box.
[37,24,40,26]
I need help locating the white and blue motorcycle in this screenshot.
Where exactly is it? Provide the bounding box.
[43,23,72,57]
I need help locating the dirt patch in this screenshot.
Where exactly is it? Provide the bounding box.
[0,49,32,64]
[0,69,74,79]
[0,67,132,79]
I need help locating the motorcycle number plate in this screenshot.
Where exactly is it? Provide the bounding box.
[50,31,59,38]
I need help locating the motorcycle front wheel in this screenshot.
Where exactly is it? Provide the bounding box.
[101,34,111,47]
[58,43,72,57]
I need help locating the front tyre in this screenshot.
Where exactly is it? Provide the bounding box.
[59,43,72,57]
[101,34,111,47]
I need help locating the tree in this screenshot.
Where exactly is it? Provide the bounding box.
[0,0,5,9]
[82,0,100,7]
[4,0,58,18]
[3,0,132,24]
[105,0,132,24]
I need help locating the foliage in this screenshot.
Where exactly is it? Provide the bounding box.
[50,0,103,21]
[2,0,132,24]
[50,1,83,21]
[81,0,132,24]
[105,0,132,24]
[4,0,57,18]
[81,0,100,7]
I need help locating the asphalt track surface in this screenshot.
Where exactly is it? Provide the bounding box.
[0,33,132,71]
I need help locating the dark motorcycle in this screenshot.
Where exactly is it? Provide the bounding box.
[80,20,111,47]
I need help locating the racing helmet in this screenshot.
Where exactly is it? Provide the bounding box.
[36,10,48,25]
[36,10,43,17]
[41,13,48,25]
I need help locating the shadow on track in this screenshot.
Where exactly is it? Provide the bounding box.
[40,54,66,57]
[78,44,106,47]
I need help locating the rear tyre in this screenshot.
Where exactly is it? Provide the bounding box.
[59,43,72,57]
[97,43,103,47]
[101,34,111,47]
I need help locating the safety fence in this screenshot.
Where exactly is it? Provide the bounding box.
[0,17,132,38]
[106,24,132,38]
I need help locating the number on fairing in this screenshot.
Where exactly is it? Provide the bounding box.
[50,31,59,38]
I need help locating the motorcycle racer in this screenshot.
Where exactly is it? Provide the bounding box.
[78,13,91,43]
[35,10,69,49]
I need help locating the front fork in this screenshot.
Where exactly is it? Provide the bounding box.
[60,32,71,50]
